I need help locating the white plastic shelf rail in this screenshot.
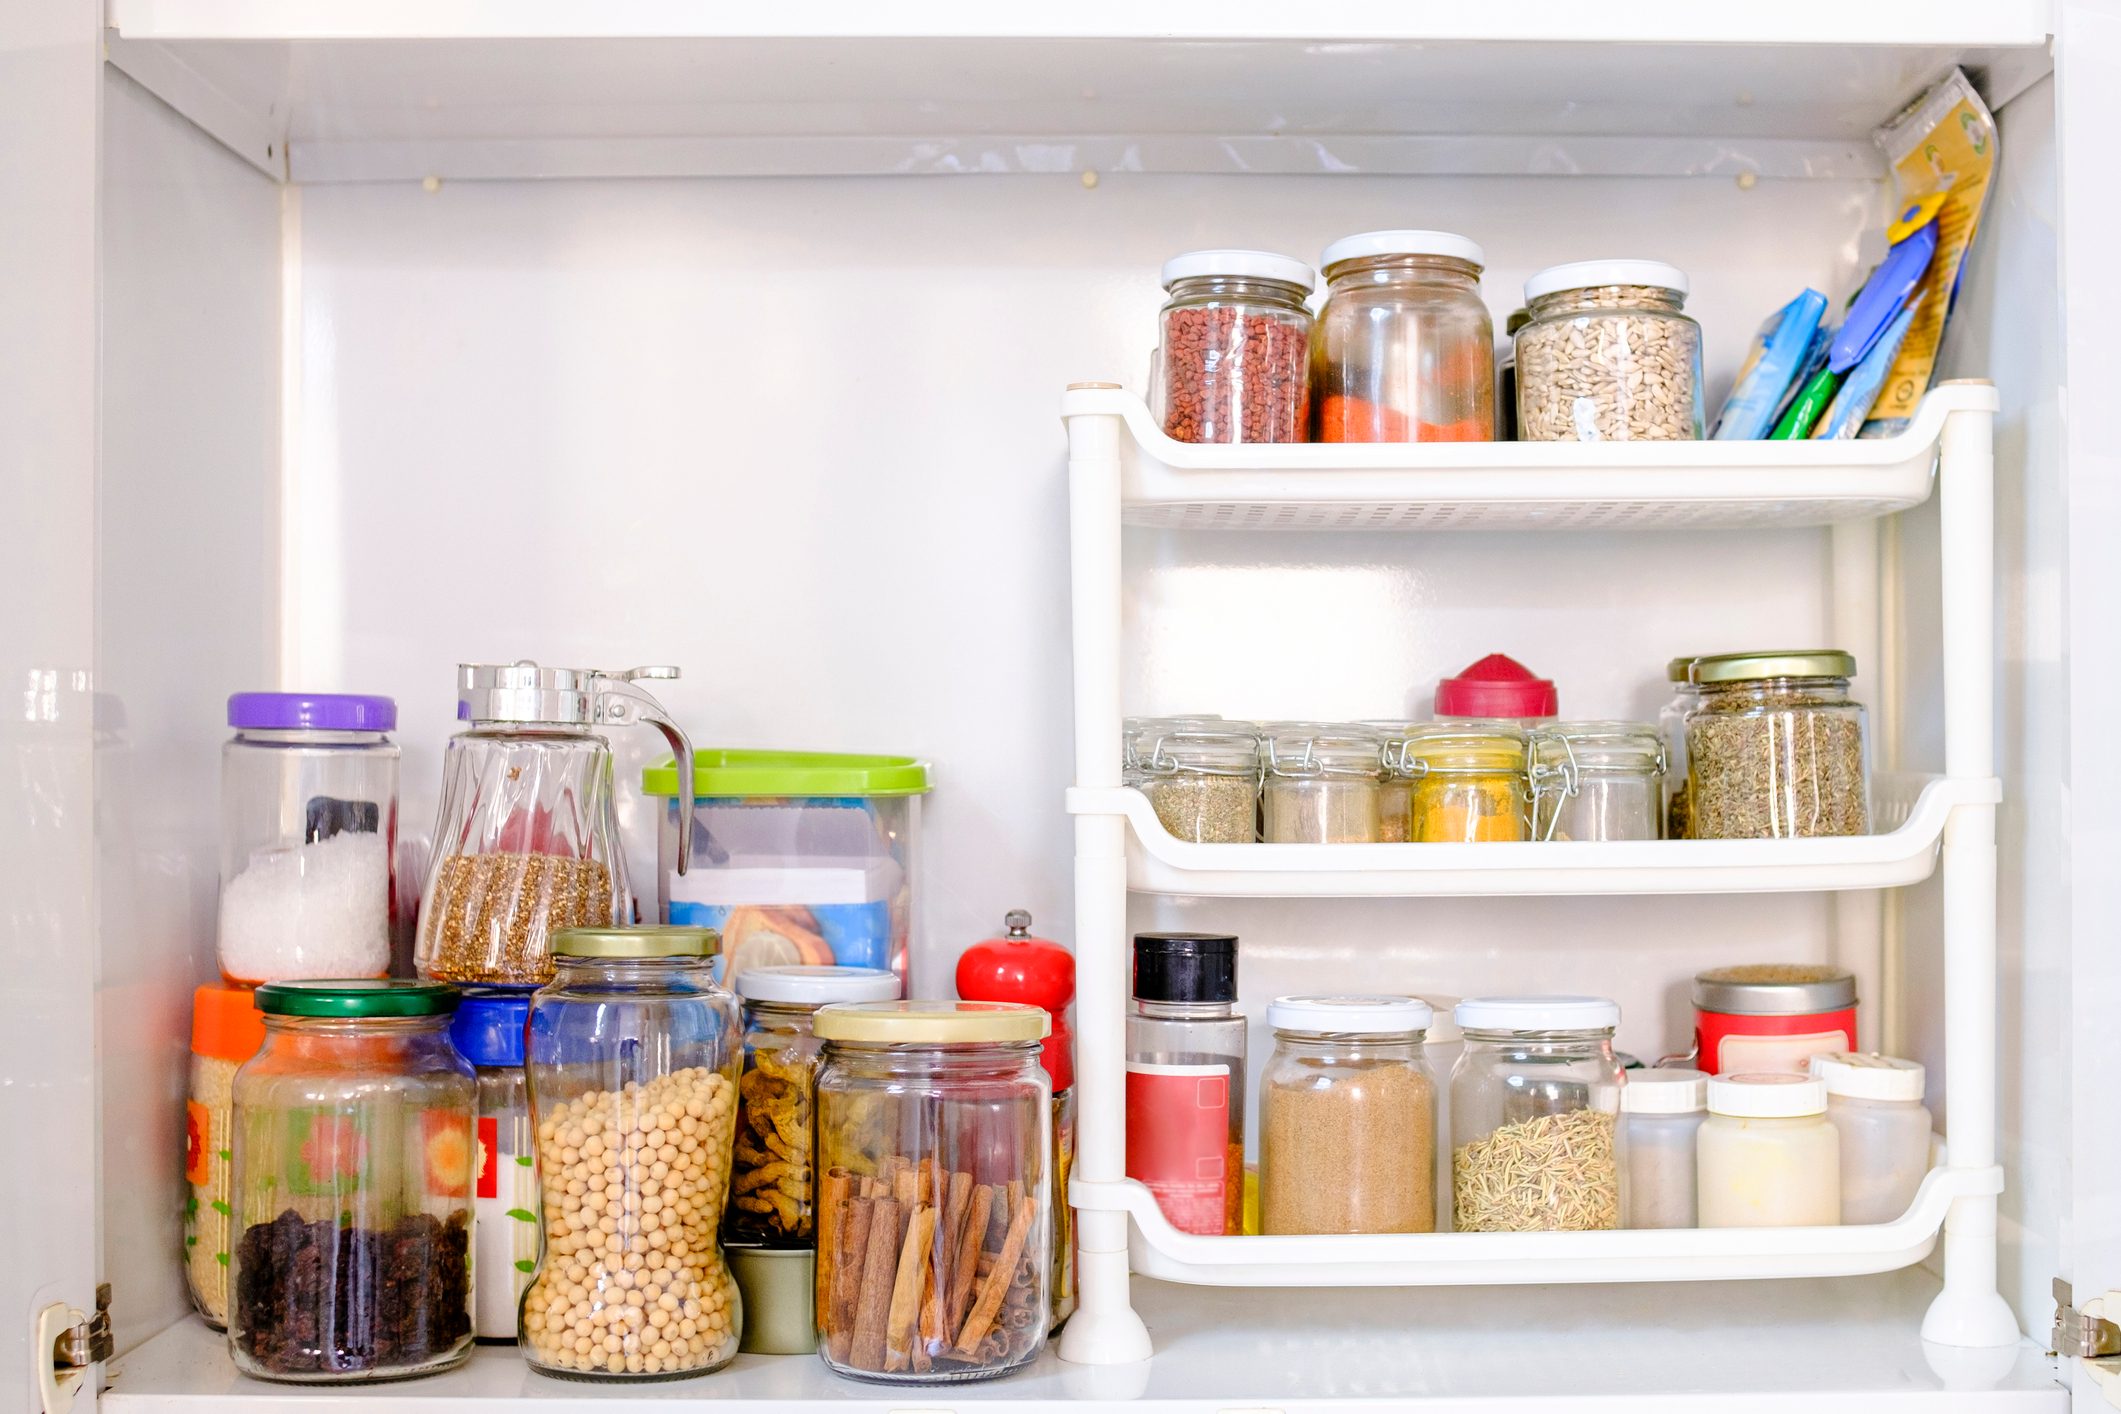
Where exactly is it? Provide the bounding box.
[1057,380,2018,1367]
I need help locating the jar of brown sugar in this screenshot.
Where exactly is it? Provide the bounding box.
[1157,250,1315,445]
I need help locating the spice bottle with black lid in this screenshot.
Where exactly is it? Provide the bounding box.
[1125,933,1245,1236]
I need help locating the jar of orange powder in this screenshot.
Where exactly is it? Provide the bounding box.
[1309,230,1496,443]
[1395,724,1530,843]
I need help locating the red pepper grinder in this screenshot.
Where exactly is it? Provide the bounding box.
[957,909,1076,1329]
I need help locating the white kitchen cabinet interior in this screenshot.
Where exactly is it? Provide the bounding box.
[2,3,2111,1411]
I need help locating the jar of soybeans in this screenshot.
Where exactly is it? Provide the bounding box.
[1529,722,1665,842]
[1450,996,1625,1232]
[1127,727,1260,844]
[1261,728,1385,843]
[1397,725,1529,843]
[1157,250,1315,444]
[519,925,744,1381]
[812,1001,1051,1383]
[1311,230,1495,443]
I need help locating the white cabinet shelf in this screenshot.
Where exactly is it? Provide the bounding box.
[1071,774,2000,897]
[1068,382,1997,532]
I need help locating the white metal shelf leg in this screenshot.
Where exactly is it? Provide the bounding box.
[1059,399,1152,1365]
[1923,388,2017,1348]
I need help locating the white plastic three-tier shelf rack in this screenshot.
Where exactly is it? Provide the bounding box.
[1054,380,2014,1366]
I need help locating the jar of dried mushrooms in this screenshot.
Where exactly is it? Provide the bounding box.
[1684,651,1870,839]
[1450,996,1625,1232]
[1125,727,1260,844]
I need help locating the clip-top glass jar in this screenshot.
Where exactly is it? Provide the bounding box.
[417,662,695,987]
[1310,230,1495,443]
[1685,651,1870,839]
[812,1001,1052,1383]
[1127,727,1260,844]
[728,965,903,1248]
[1261,728,1384,843]
[519,925,744,1380]
[1450,997,1625,1232]
[1515,260,1704,442]
[1529,721,1665,842]
[228,981,475,1383]
[219,692,399,985]
[1157,249,1315,444]
[1398,725,1530,843]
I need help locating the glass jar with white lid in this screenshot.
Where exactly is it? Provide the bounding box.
[1157,250,1315,445]
[1515,259,1704,442]
[1260,728,1385,843]
[1809,1052,1930,1224]
[1449,997,1625,1232]
[1529,721,1666,842]
[1697,1073,1840,1228]
[1310,230,1495,443]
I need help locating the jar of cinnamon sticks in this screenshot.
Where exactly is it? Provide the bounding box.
[810,1001,1051,1383]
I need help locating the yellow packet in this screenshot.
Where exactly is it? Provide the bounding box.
[1864,69,1996,435]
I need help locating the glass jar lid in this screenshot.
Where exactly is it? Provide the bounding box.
[255,979,460,1019]
[1666,656,1698,684]
[1397,724,1527,775]
[1531,721,1665,775]
[812,1000,1050,1045]
[1263,728,1383,779]
[227,691,396,732]
[1161,249,1316,293]
[552,924,720,960]
[1523,259,1690,304]
[1134,727,1260,777]
[1621,1067,1707,1115]
[1689,650,1856,685]
[1320,229,1485,274]
[1267,994,1432,1036]
[737,964,901,1006]
[1454,995,1620,1034]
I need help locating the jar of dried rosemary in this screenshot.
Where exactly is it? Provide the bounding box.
[1684,651,1870,840]
[1261,728,1385,844]
[1126,727,1260,843]
[1449,997,1625,1232]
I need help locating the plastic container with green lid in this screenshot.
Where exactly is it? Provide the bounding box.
[643,750,930,992]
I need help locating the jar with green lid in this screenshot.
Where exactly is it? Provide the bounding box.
[1127,728,1260,843]
[1685,651,1870,839]
[1659,657,1701,839]
[1261,729,1385,843]
[520,925,745,1380]
[228,980,475,1383]
[812,1001,1052,1382]
[1396,725,1530,843]
[1530,722,1666,842]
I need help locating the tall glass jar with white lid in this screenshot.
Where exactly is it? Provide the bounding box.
[1515,260,1704,442]
[1809,1052,1930,1224]
[1157,250,1315,445]
[219,692,399,985]
[1697,1073,1840,1227]
[1529,721,1666,842]
[1260,728,1385,843]
[1450,997,1625,1232]
[1310,230,1495,443]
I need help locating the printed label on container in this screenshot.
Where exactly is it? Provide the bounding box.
[185,1100,211,1187]
[1125,1063,1230,1236]
[1716,1029,1851,1076]
[473,1109,539,1340]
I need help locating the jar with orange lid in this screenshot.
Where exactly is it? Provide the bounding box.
[185,983,268,1328]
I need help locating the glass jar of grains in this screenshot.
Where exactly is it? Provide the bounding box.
[519,926,744,1381]
[1397,725,1530,843]
[1529,721,1665,842]
[1261,996,1437,1235]
[1126,727,1260,843]
[1310,230,1495,443]
[812,1001,1052,1383]
[185,984,267,1329]
[1685,651,1871,839]
[1261,728,1385,843]
[1515,260,1704,442]
[1157,250,1315,444]
[1450,997,1625,1232]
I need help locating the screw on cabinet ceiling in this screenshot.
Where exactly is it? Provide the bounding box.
[1081,170,1099,189]
[424,176,443,193]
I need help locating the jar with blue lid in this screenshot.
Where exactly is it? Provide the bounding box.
[449,993,535,1342]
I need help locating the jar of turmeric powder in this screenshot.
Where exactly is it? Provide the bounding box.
[1396,725,1530,843]
[729,965,902,1248]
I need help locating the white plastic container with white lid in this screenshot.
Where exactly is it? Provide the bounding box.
[1621,1068,1707,1230]
[1697,1073,1839,1228]
[1810,1051,1930,1224]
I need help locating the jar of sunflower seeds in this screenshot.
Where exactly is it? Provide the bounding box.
[1516,260,1703,442]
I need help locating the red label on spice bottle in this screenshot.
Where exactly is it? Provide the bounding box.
[1125,1062,1231,1236]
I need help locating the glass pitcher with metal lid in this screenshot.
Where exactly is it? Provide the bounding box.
[415,662,695,988]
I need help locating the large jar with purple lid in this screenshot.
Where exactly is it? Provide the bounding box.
[219,692,399,984]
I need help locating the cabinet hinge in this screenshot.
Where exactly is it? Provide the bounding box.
[37,1284,111,1414]
[2054,1278,2121,1358]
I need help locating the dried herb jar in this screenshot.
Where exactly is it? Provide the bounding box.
[1261,729,1386,843]
[1449,997,1625,1232]
[227,981,475,1383]
[1127,728,1260,844]
[812,1001,1052,1383]
[1310,230,1495,443]
[1157,250,1315,444]
[1529,722,1665,842]
[1685,652,1870,839]
[1397,725,1530,843]
[1516,261,1703,442]
[519,925,745,1381]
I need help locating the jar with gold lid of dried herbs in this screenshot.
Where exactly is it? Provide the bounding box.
[1684,651,1870,840]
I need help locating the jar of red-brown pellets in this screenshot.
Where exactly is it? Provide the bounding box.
[521,926,745,1381]
[1157,250,1315,444]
